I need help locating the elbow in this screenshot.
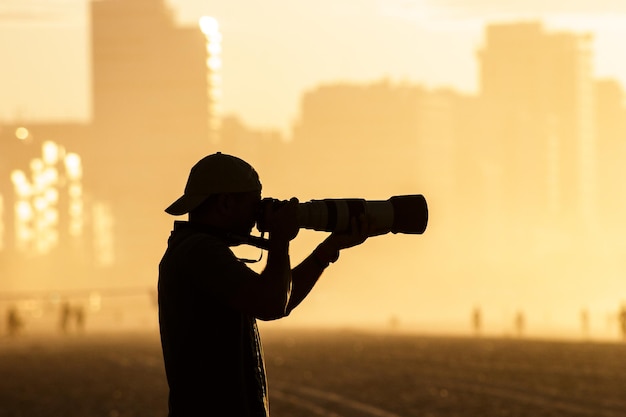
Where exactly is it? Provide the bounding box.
[259,301,296,321]
[257,312,287,321]
[256,295,290,321]
[257,307,289,321]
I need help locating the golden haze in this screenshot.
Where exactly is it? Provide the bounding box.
[0,1,625,340]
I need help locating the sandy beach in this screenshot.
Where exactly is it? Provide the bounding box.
[1,329,625,417]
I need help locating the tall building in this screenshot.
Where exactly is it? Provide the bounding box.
[0,1,236,291]
[89,0,216,280]
[290,81,460,197]
[477,22,595,230]
[594,79,626,228]
[91,0,212,149]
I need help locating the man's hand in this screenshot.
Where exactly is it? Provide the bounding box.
[314,214,371,265]
[265,197,300,243]
[328,213,371,250]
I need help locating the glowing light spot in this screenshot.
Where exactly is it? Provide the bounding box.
[30,158,44,173]
[68,184,82,198]
[199,16,219,36]
[11,170,32,197]
[207,42,222,55]
[64,153,82,179]
[42,141,60,165]
[44,188,59,204]
[15,127,29,140]
[40,167,58,186]
[15,201,34,221]
[11,170,27,187]
[69,201,83,217]
[93,202,115,266]
[210,86,222,99]
[209,73,222,85]
[207,56,222,70]
[43,208,58,225]
[33,196,48,212]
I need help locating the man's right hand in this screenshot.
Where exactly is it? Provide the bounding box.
[265,197,300,243]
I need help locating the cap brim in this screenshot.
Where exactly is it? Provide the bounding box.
[165,194,209,215]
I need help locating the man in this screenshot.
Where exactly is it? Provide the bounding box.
[158,152,370,416]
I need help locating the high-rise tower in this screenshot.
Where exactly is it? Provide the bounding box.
[91,0,211,159]
[478,22,595,228]
[89,0,215,278]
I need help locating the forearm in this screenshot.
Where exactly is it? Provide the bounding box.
[259,239,292,317]
[286,240,339,314]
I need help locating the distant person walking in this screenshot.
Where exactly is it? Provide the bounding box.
[580,308,589,339]
[59,301,72,334]
[619,304,626,341]
[472,306,482,336]
[6,306,23,337]
[158,153,372,416]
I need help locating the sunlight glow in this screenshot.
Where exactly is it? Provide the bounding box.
[11,170,31,198]
[2,1,626,339]
[30,158,43,174]
[92,202,115,266]
[207,42,222,56]
[200,15,223,140]
[15,127,29,140]
[199,16,219,36]
[15,201,33,221]
[33,196,47,212]
[37,167,58,189]
[42,141,61,165]
[207,56,222,71]
[64,153,82,180]
[10,140,85,253]
[44,188,59,205]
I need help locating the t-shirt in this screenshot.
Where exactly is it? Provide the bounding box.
[158,221,269,417]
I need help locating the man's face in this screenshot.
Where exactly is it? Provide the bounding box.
[227,191,262,235]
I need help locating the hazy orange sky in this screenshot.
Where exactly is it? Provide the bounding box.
[2,0,626,339]
[1,0,625,134]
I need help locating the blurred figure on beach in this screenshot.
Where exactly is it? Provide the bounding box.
[158,153,372,416]
[619,304,626,341]
[60,301,72,334]
[59,302,87,335]
[6,306,23,337]
[514,311,525,338]
[580,308,589,339]
[472,306,482,337]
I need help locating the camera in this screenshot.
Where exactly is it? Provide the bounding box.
[257,194,428,236]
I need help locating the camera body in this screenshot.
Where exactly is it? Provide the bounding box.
[257,194,428,236]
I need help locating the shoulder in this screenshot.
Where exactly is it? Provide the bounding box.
[174,230,236,263]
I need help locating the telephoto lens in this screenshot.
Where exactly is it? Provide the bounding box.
[296,194,428,235]
[258,194,428,236]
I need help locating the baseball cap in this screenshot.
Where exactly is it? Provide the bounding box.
[165,152,262,215]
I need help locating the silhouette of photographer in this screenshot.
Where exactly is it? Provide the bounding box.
[158,152,371,416]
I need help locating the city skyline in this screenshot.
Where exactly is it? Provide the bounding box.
[1,0,626,133]
[1,0,626,339]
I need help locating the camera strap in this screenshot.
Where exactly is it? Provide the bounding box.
[178,221,268,263]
